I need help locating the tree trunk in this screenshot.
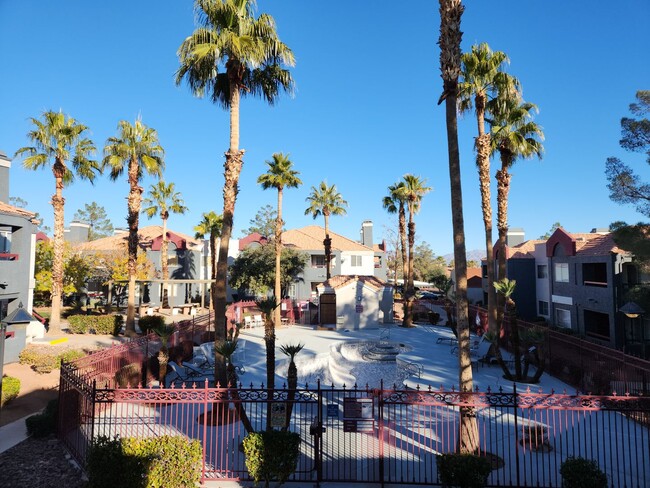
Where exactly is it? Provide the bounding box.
[161,215,170,309]
[402,219,416,327]
[398,206,408,324]
[495,161,512,341]
[214,69,244,386]
[274,188,283,330]
[125,157,142,336]
[323,213,331,280]
[264,315,275,431]
[49,160,66,332]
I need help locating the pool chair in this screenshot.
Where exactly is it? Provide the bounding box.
[451,336,492,365]
[167,360,205,386]
[232,340,247,364]
[244,316,253,328]
[253,314,264,328]
[200,343,216,367]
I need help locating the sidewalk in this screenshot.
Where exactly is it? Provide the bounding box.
[0,415,31,454]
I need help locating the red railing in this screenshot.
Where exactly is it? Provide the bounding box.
[0,253,18,260]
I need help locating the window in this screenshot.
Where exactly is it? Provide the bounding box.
[584,310,610,339]
[537,265,548,279]
[311,255,326,268]
[582,263,607,287]
[538,300,549,316]
[0,228,11,253]
[555,308,571,328]
[554,263,569,283]
[482,265,488,279]
[351,255,362,267]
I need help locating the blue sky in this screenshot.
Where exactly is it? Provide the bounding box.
[1,1,648,256]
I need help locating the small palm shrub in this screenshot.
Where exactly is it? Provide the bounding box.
[560,457,607,488]
[243,430,301,487]
[1,376,20,406]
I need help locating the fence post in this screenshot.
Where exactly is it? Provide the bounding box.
[513,383,520,488]
[379,379,384,487]
[317,379,323,486]
[90,379,97,453]
[201,379,209,482]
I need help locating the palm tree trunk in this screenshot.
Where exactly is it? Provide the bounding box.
[161,216,170,309]
[495,160,512,341]
[210,232,217,311]
[323,213,331,280]
[214,72,243,386]
[125,157,142,336]
[274,189,283,330]
[398,206,408,324]
[403,218,416,328]
[439,0,478,454]
[49,161,65,332]
[264,315,275,431]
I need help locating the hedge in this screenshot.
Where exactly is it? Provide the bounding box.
[436,453,492,488]
[26,399,58,438]
[19,346,86,373]
[560,457,608,488]
[243,430,301,487]
[1,376,20,406]
[86,435,202,488]
[67,314,124,335]
[138,315,166,334]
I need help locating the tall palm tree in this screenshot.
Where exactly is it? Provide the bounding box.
[142,180,188,307]
[15,110,99,332]
[257,152,302,332]
[176,0,294,383]
[459,43,515,336]
[489,96,544,333]
[103,119,165,336]
[438,0,478,454]
[194,211,223,310]
[304,181,348,280]
[383,182,408,315]
[401,174,431,327]
[256,296,279,430]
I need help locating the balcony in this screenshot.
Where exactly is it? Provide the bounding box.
[0,253,18,261]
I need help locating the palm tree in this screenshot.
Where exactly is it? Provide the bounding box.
[103,119,165,336]
[304,181,348,280]
[14,110,99,332]
[257,153,302,333]
[142,180,188,307]
[438,0,478,454]
[194,211,223,310]
[256,296,279,431]
[489,96,544,334]
[176,0,294,383]
[280,342,304,430]
[401,174,431,327]
[383,182,408,317]
[459,43,515,336]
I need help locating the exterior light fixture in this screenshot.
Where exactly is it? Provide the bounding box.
[620,301,645,319]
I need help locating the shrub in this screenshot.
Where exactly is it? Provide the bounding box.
[59,349,86,363]
[243,430,301,487]
[87,435,202,488]
[20,346,87,373]
[436,453,492,488]
[139,315,166,335]
[1,376,20,406]
[26,399,58,438]
[560,457,608,488]
[67,314,123,335]
[115,363,142,388]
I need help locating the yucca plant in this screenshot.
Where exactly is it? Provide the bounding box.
[215,339,254,433]
[493,278,522,380]
[152,323,176,384]
[280,342,304,430]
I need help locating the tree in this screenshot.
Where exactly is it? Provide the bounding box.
[280,342,304,429]
[401,174,431,327]
[103,118,164,336]
[383,182,408,299]
[459,43,515,336]
[606,91,650,218]
[256,296,280,430]
[142,180,188,306]
[73,202,114,240]
[229,245,308,296]
[194,211,223,309]
[538,221,562,240]
[438,0,478,454]
[413,242,447,283]
[176,0,295,386]
[304,181,347,280]
[258,152,302,334]
[490,96,544,336]
[243,204,277,238]
[14,110,100,332]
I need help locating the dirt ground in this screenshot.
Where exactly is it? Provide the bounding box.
[1,362,60,427]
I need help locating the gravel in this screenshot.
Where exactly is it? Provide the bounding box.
[0,436,86,488]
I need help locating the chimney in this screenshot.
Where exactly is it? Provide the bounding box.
[65,221,90,243]
[360,220,373,247]
[0,150,11,203]
[506,228,525,247]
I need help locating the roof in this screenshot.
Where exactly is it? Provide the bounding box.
[546,227,628,257]
[320,275,387,291]
[509,239,544,259]
[0,201,37,221]
[282,225,373,252]
[239,232,268,250]
[75,225,201,252]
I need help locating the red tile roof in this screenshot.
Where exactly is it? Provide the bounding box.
[282,225,373,252]
[321,275,386,291]
[0,201,37,221]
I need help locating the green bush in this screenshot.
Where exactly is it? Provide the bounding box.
[243,430,301,487]
[67,314,123,335]
[115,363,142,388]
[138,315,166,335]
[1,376,20,406]
[19,346,87,373]
[87,435,202,488]
[26,399,58,438]
[436,453,492,488]
[560,457,608,488]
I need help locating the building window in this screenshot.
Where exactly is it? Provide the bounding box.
[538,300,549,316]
[351,255,362,267]
[311,255,326,268]
[482,265,488,279]
[0,228,11,253]
[555,308,571,328]
[554,262,569,283]
[537,265,548,279]
[584,310,610,339]
[582,262,607,287]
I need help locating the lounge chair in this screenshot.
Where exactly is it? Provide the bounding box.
[232,340,247,364]
[253,314,264,328]
[244,316,253,328]
[451,336,492,365]
[200,343,215,366]
[167,360,205,386]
